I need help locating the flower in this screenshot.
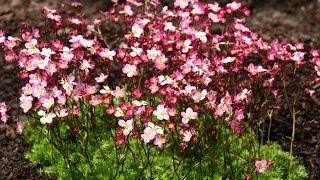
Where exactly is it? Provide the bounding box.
[16,121,24,134]
[181,107,198,124]
[38,110,56,124]
[141,127,156,143]
[195,31,207,43]
[182,39,192,53]
[181,130,193,142]
[154,135,167,148]
[255,159,272,174]
[147,122,164,135]
[122,64,138,77]
[132,24,143,38]
[118,119,134,136]
[153,104,169,120]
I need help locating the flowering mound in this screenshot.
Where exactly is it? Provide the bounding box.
[0,0,316,179]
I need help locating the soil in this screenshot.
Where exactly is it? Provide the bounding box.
[0,0,319,179]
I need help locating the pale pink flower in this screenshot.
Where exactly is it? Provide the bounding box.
[181,107,198,124]
[114,107,124,117]
[68,17,82,25]
[56,108,68,118]
[16,121,24,134]
[153,104,169,120]
[80,59,93,71]
[147,122,164,135]
[221,56,236,64]
[119,5,133,16]
[0,102,7,114]
[182,39,193,53]
[182,130,193,142]
[122,64,138,77]
[90,96,102,106]
[141,127,156,143]
[112,86,125,98]
[1,114,8,124]
[99,48,116,60]
[35,57,49,70]
[60,51,74,61]
[25,39,40,54]
[20,95,33,113]
[132,24,144,38]
[174,0,189,9]
[226,2,242,12]
[41,96,55,110]
[154,55,168,70]
[95,73,108,83]
[118,119,134,136]
[100,85,112,94]
[208,2,221,12]
[147,47,161,60]
[208,13,220,23]
[40,48,55,57]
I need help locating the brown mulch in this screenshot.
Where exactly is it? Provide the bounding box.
[0,0,319,179]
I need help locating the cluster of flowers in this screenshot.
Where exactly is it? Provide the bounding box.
[0,0,318,175]
[0,102,8,123]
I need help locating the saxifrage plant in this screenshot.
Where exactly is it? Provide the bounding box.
[0,0,317,179]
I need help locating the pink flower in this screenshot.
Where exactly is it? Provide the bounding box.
[4,39,16,49]
[95,73,108,83]
[20,95,33,113]
[181,107,198,124]
[56,108,68,118]
[99,48,116,61]
[154,135,167,148]
[112,86,125,98]
[16,121,24,134]
[141,127,156,143]
[255,159,272,174]
[118,119,134,136]
[4,50,16,62]
[147,47,161,60]
[0,102,7,114]
[90,95,102,106]
[181,130,193,142]
[122,64,138,77]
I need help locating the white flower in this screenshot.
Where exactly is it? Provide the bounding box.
[132,24,143,38]
[153,104,169,120]
[130,47,143,57]
[38,110,56,124]
[182,39,193,53]
[195,31,207,43]
[118,119,134,136]
[148,122,164,135]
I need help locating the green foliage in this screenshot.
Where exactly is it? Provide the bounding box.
[24,116,308,180]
